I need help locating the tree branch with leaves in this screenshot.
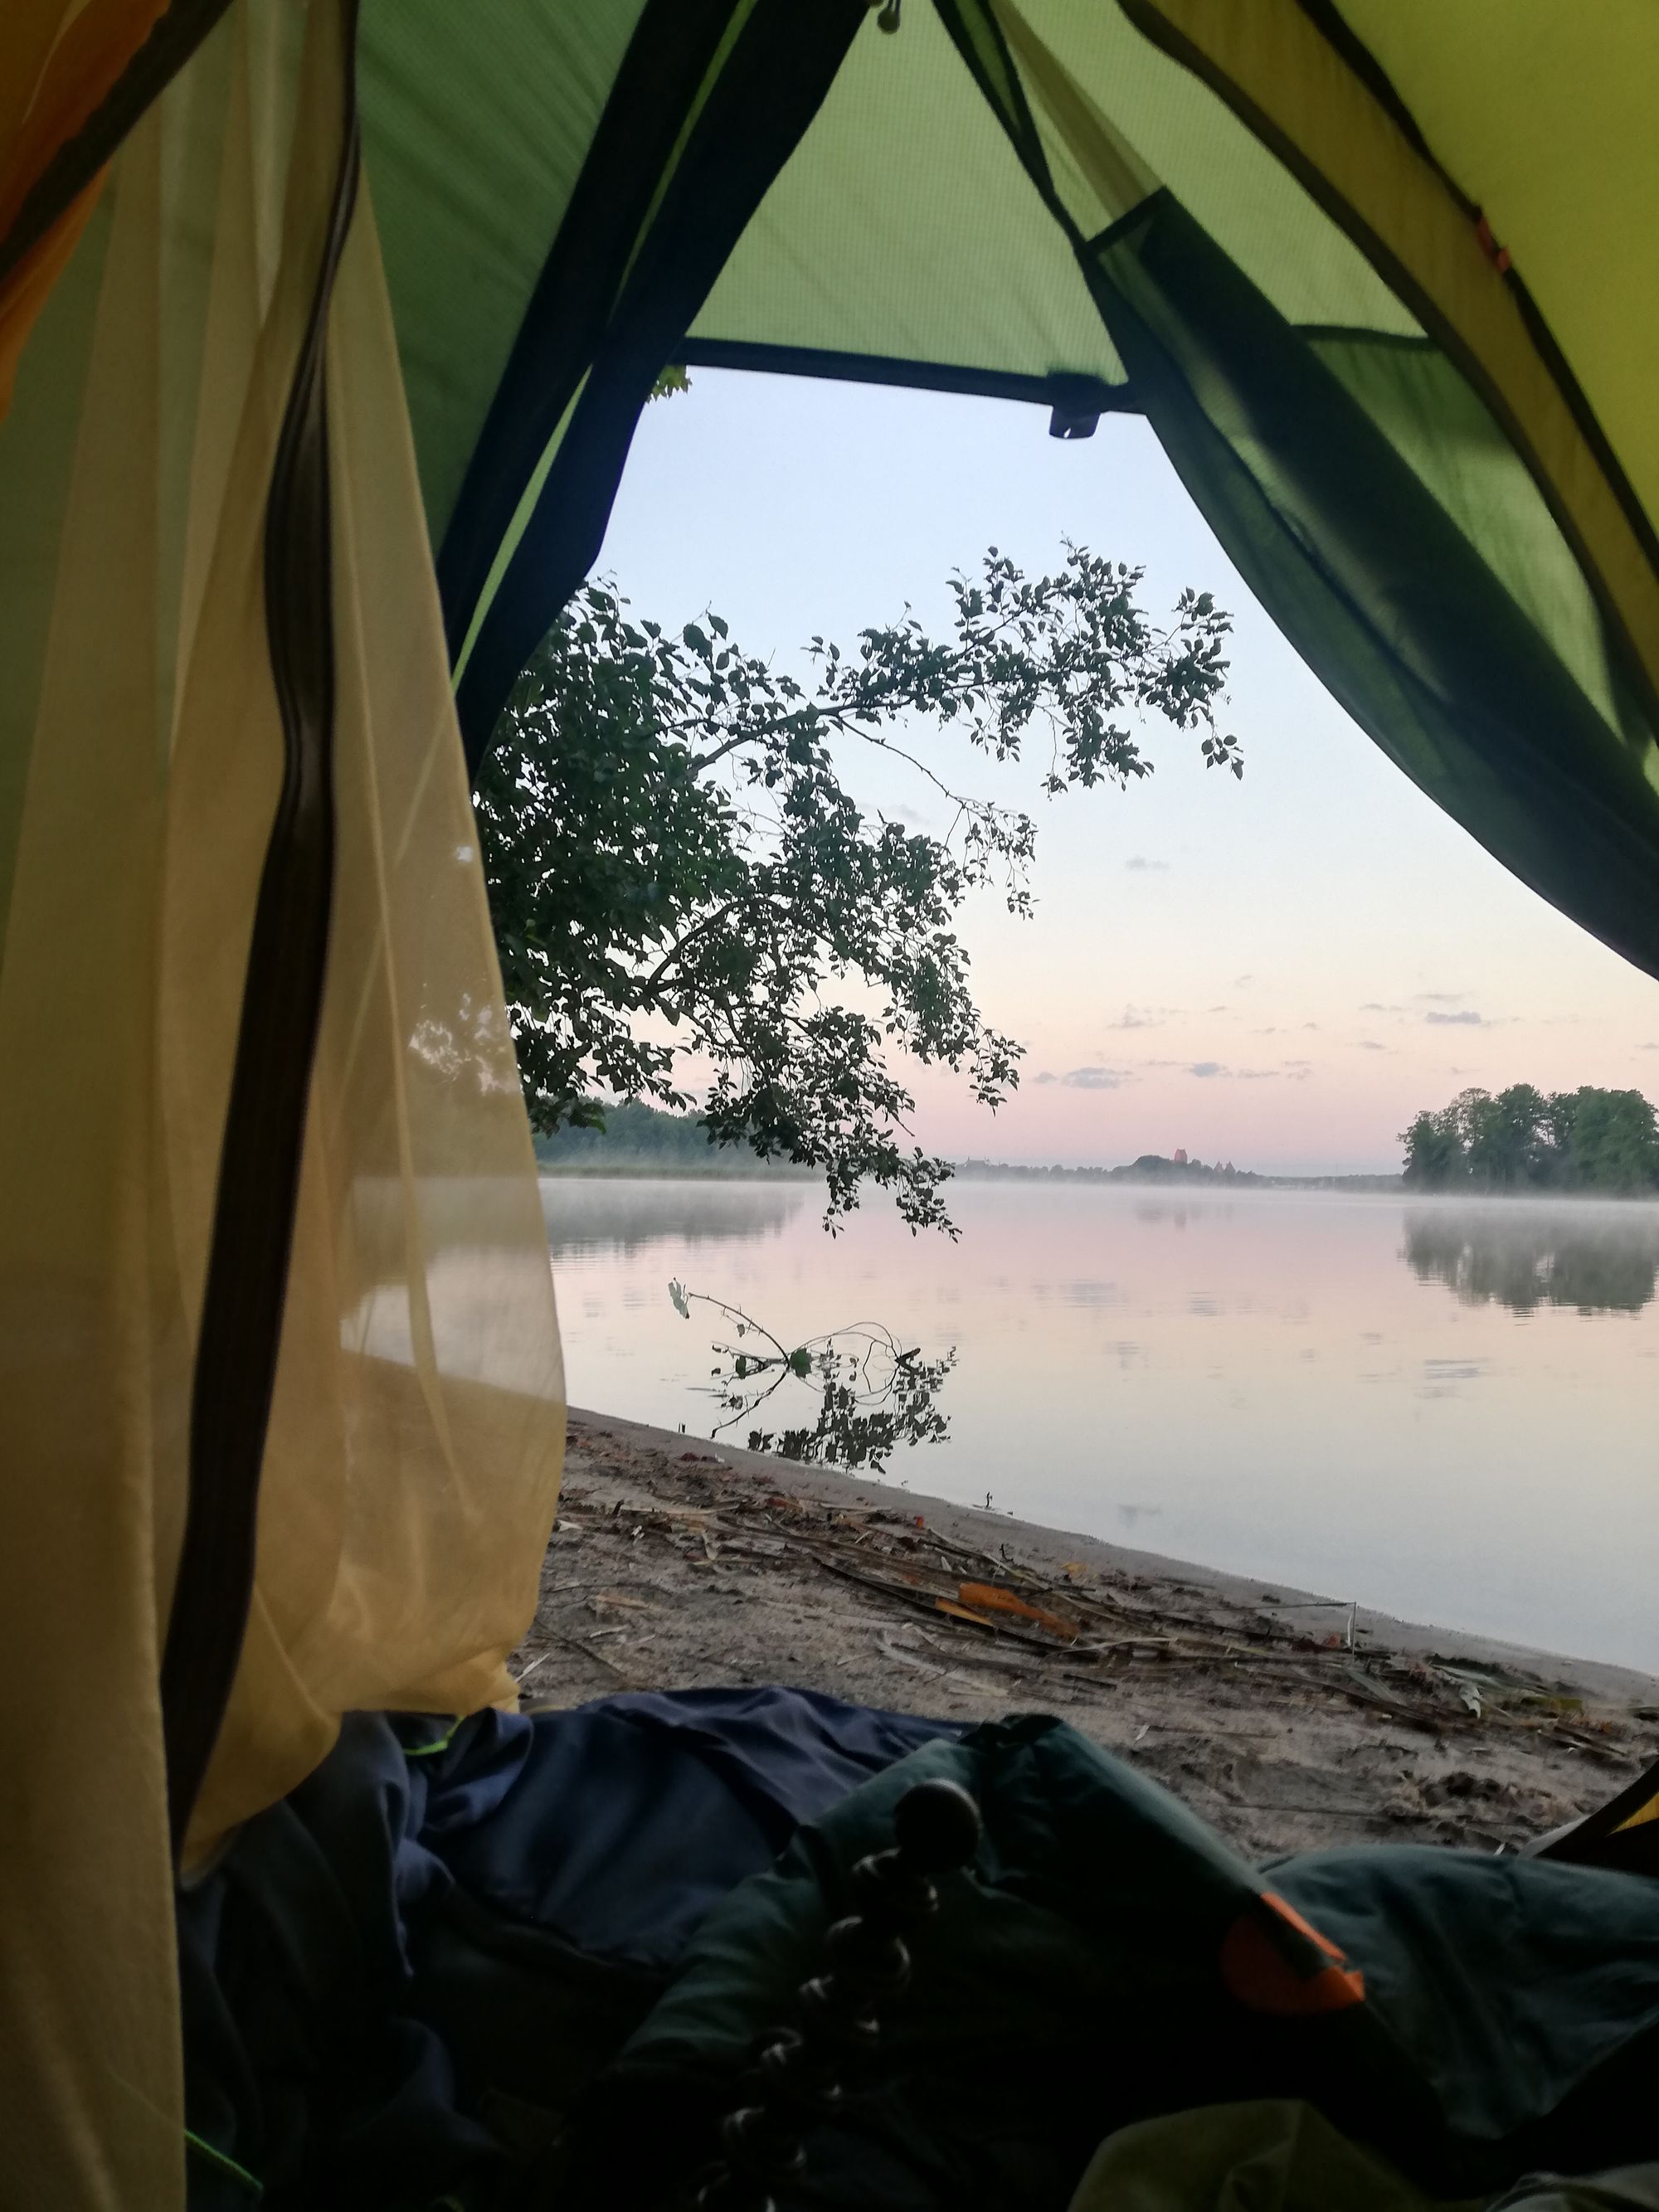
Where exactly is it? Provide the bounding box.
[476,545,1239,1232]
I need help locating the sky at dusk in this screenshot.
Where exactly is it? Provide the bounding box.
[599,369,1659,1177]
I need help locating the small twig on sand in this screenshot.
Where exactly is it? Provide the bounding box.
[526,1626,640,1685]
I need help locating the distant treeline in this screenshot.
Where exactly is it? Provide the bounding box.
[954,1153,1262,1187]
[1401,1085,1659,1194]
[536,1110,1410,1190]
[955,1157,1403,1192]
[536,1114,1266,1187]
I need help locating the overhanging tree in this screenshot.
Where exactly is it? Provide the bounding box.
[476,547,1239,1232]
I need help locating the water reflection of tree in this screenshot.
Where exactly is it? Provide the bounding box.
[669,1281,955,1474]
[1403,1210,1659,1314]
[544,1179,806,1259]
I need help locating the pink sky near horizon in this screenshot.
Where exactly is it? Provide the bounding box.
[600,372,1659,1178]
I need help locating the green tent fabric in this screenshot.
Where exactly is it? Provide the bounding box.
[1084,195,1659,982]
[1067,2101,1659,2212]
[1067,2103,1484,2212]
[344,0,1659,994]
[10,2,1657,968]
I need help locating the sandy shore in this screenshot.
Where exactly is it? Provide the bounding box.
[513,1409,1659,1860]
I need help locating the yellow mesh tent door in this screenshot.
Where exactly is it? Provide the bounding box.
[0,4,564,2203]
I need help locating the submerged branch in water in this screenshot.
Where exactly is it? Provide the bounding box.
[667,1279,955,1474]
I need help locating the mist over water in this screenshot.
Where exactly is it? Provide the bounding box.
[547,1177,1659,1673]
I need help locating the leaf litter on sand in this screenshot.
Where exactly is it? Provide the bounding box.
[516,1417,1653,1857]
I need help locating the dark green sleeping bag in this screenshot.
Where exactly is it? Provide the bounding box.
[557,1716,1659,2212]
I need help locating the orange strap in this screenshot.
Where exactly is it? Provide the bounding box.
[1219,1890,1366,2015]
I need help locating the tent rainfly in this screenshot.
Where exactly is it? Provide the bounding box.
[2,2,1657,2204]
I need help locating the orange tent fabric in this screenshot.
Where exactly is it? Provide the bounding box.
[0,0,168,415]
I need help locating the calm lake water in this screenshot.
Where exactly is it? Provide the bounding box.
[545,1177,1659,1673]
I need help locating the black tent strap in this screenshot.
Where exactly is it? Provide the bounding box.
[450,0,871,770]
[158,0,362,1863]
[435,0,742,669]
[0,0,237,291]
[679,338,1136,423]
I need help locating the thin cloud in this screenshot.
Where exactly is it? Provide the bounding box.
[1415,991,1467,1004]
[1642,1043,1659,1053]
[1232,974,1253,989]
[1177,1057,1303,1081]
[1302,1022,1320,1031]
[1061,1066,1129,1090]
[1359,1040,1389,1052]
[1033,1071,1057,1085]
[1124,855,1169,873]
[1109,1006,1168,1030]
[1207,1004,1228,1014]
[1359,1002,1401,1013]
[1425,1009,1482,1026]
